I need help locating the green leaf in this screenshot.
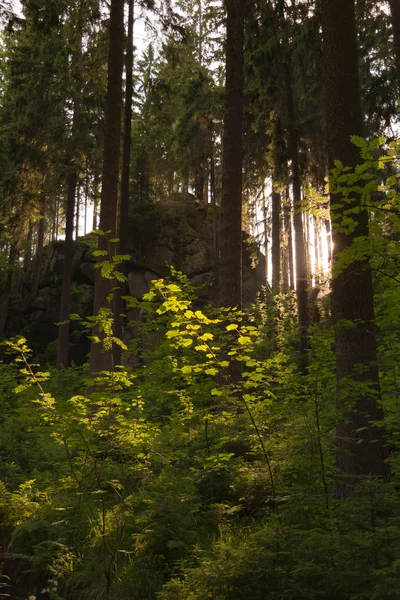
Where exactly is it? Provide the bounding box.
[199,333,213,341]
[166,330,180,338]
[211,388,223,396]
[205,367,218,376]
[195,344,208,352]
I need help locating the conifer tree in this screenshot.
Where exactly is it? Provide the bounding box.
[389,0,400,84]
[57,17,83,370]
[89,0,125,373]
[219,0,247,308]
[321,0,391,496]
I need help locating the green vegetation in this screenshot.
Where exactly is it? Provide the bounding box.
[1,134,400,596]
[0,0,399,598]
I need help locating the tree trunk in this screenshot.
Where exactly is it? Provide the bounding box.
[325,216,332,265]
[89,0,125,374]
[210,142,218,261]
[271,184,281,293]
[119,0,134,254]
[321,0,390,497]
[52,198,57,242]
[75,182,80,239]
[285,189,294,290]
[219,0,246,308]
[0,244,17,341]
[389,0,400,84]
[262,190,269,283]
[93,170,100,231]
[30,195,46,302]
[55,198,59,241]
[304,212,312,283]
[286,60,308,367]
[24,222,33,271]
[57,169,78,369]
[84,164,89,236]
[194,165,205,201]
[313,215,320,286]
[114,0,135,366]
[57,30,82,370]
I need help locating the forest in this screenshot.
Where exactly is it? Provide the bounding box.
[0,0,400,598]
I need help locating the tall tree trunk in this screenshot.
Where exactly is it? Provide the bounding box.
[313,215,320,286]
[321,0,390,496]
[304,212,312,283]
[325,216,332,265]
[30,195,46,302]
[262,190,269,284]
[286,60,308,367]
[194,166,205,201]
[119,0,134,254]
[219,0,246,308]
[57,169,78,369]
[93,170,100,231]
[0,244,17,341]
[75,182,80,239]
[24,222,33,271]
[285,189,294,290]
[389,0,400,84]
[84,165,89,236]
[271,183,281,293]
[281,231,288,294]
[52,198,57,242]
[57,31,82,370]
[114,0,135,366]
[55,198,59,241]
[210,142,218,261]
[89,0,125,374]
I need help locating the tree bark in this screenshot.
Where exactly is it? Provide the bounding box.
[114,0,135,366]
[262,190,269,284]
[75,182,80,239]
[93,169,100,231]
[219,0,246,309]
[210,140,218,261]
[89,0,125,374]
[24,222,33,272]
[30,195,46,302]
[389,0,400,85]
[321,0,390,496]
[119,0,134,254]
[285,189,294,290]
[57,30,82,370]
[271,184,281,293]
[57,169,78,369]
[313,215,320,286]
[325,216,332,265]
[285,60,308,367]
[0,244,17,341]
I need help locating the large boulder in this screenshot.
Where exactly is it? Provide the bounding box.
[7,197,266,363]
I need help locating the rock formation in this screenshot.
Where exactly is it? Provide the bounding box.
[6,197,266,363]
